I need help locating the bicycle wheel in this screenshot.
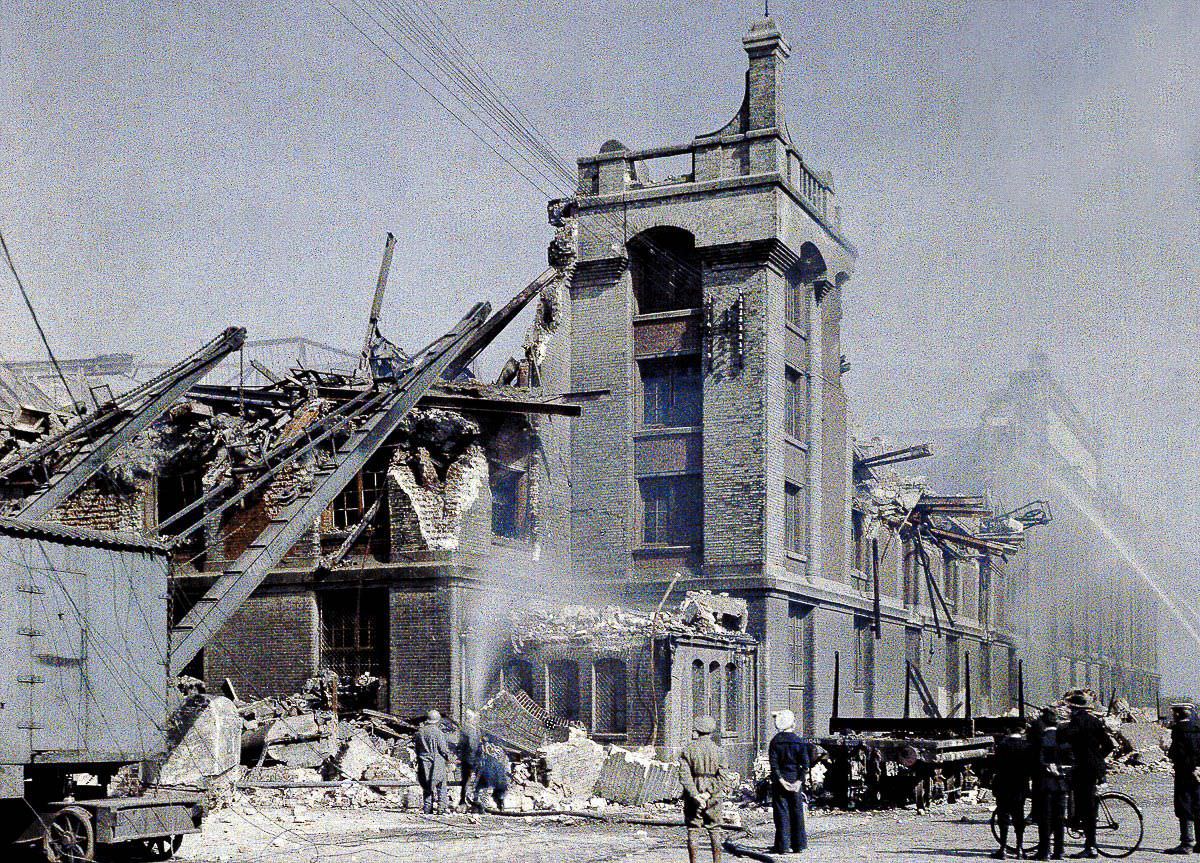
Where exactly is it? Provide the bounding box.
[990,800,1038,856]
[1093,792,1143,858]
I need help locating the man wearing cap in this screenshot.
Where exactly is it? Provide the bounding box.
[768,708,812,854]
[1163,703,1200,854]
[1061,693,1113,859]
[1029,705,1069,860]
[413,708,452,814]
[679,715,728,863]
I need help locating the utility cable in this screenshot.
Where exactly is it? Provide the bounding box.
[0,229,80,413]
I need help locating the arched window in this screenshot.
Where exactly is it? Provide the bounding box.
[548,659,581,721]
[725,662,741,734]
[708,661,722,731]
[503,658,534,699]
[629,227,702,314]
[593,658,627,734]
[691,659,706,719]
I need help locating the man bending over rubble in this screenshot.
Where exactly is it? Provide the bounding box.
[414,709,452,814]
[680,715,729,863]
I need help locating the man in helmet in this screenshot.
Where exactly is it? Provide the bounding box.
[679,715,728,863]
[1163,703,1200,854]
[413,709,452,814]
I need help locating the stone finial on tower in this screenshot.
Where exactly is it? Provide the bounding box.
[742,17,791,131]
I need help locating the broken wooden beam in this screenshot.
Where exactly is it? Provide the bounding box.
[855,444,932,470]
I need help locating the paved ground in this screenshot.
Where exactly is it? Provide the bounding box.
[178,771,1179,863]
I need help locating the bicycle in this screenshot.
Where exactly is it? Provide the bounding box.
[990,791,1143,859]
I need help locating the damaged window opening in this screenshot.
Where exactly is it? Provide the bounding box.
[724,661,740,734]
[691,658,706,718]
[902,540,921,607]
[593,658,627,734]
[854,617,873,693]
[942,550,960,614]
[708,661,722,731]
[158,470,204,550]
[331,451,389,531]
[502,658,535,698]
[946,635,961,704]
[491,465,531,539]
[640,355,702,427]
[639,474,702,546]
[784,481,805,555]
[319,588,388,680]
[629,226,702,314]
[979,556,991,625]
[547,659,581,722]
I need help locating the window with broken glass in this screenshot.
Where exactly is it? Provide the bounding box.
[330,452,389,531]
[784,481,806,555]
[639,474,702,546]
[593,658,627,734]
[785,367,807,440]
[320,588,388,679]
[491,465,531,539]
[640,355,702,428]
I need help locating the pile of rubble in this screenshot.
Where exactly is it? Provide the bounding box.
[510,590,748,651]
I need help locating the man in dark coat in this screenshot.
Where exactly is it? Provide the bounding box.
[768,708,812,854]
[1164,703,1200,854]
[1062,693,1113,859]
[1030,706,1070,861]
[991,728,1033,859]
[472,736,510,812]
[413,709,452,814]
[456,708,484,810]
[679,715,728,863]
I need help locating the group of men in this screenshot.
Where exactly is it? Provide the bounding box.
[991,693,1114,860]
[412,708,509,814]
[678,708,815,863]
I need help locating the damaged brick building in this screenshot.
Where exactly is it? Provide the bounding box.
[0,16,1160,776]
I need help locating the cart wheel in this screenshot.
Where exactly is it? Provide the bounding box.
[136,835,183,861]
[42,806,95,863]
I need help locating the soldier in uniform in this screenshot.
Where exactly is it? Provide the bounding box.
[991,727,1034,859]
[413,709,452,814]
[768,709,812,854]
[1030,706,1070,861]
[679,715,728,863]
[1163,703,1200,854]
[456,708,484,810]
[1062,693,1113,859]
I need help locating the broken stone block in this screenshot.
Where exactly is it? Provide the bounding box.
[594,747,648,805]
[539,729,608,799]
[160,696,242,788]
[264,711,338,768]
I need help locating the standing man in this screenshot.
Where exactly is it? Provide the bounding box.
[991,727,1033,859]
[768,709,811,854]
[1163,703,1200,854]
[473,735,511,812]
[1062,693,1113,859]
[413,709,452,814]
[679,715,728,863]
[457,708,484,811]
[1030,706,1070,861]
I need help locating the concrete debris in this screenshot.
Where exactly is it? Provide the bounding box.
[159,695,243,789]
[539,728,608,799]
[264,711,340,768]
[593,746,685,806]
[511,591,751,652]
[480,689,567,754]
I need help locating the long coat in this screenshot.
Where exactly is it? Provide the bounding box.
[1169,718,1200,821]
[413,721,452,786]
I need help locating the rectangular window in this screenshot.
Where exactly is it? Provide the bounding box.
[854,618,873,692]
[492,466,530,539]
[785,368,808,440]
[639,474,703,546]
[903,541,921,607]
[320,588,388,679]
[331,454,389,530]
[788,603,810,685]
[786,276,806,326]
[784,481,806,555]
[724,662,741,734]
[978,557,991,626]
[943,551,960,614]
[905,626,922,671]
[640,356,702,427]
[946,635,961,699]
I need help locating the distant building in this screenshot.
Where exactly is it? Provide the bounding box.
[910,348,1161,707]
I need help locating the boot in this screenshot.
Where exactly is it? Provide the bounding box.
[687,828,700,863]
[710,828,723,863]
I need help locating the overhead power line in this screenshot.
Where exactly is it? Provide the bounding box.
[0,229,81,414]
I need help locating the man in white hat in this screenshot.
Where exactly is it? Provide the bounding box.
[768,708,813,854]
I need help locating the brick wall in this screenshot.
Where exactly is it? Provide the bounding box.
[203,591,318,698]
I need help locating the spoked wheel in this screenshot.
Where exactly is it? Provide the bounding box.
[135,835,183,861]
[989,799,1038,856]
[42,806,95,863]
[1093,792,1143,858]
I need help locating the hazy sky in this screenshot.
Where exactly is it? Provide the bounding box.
[2,2,1197,626]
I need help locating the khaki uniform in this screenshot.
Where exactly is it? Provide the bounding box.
[679,736,727,830]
